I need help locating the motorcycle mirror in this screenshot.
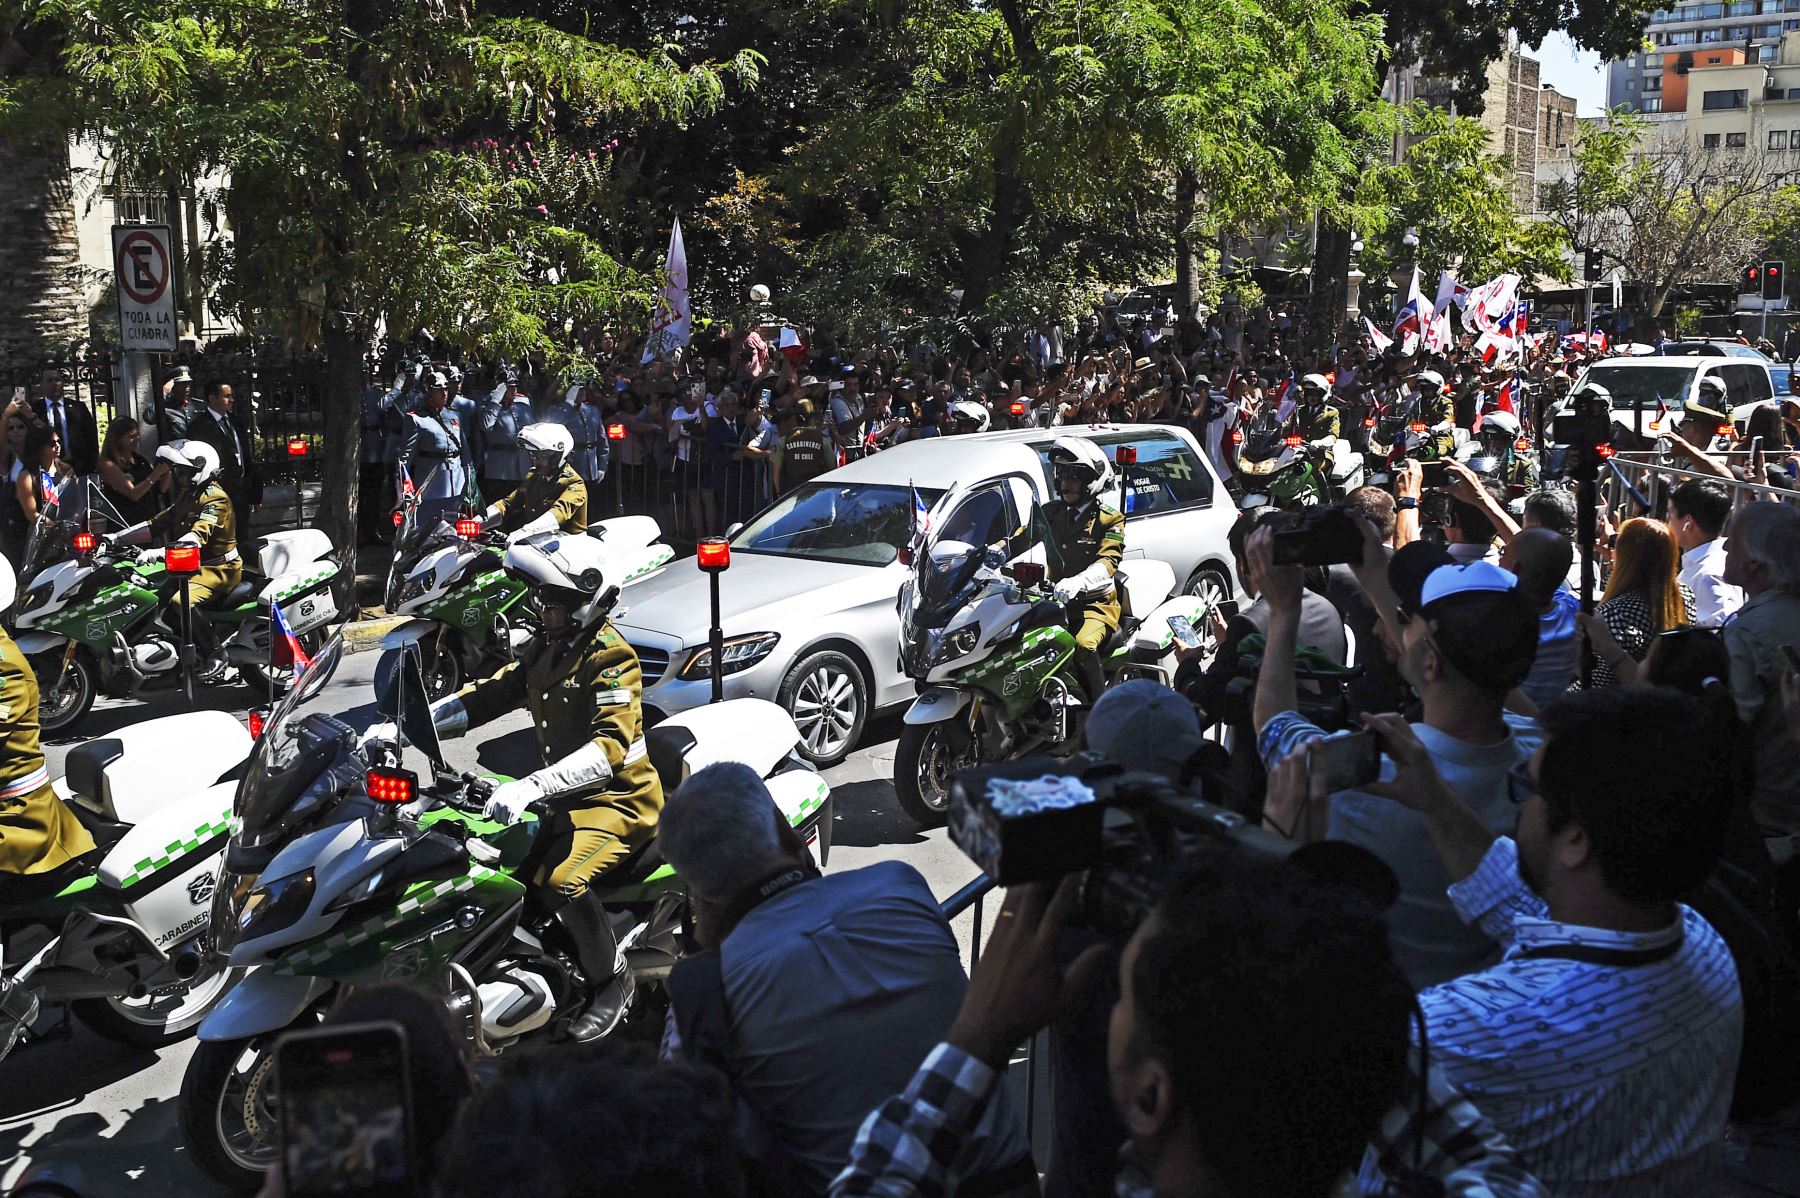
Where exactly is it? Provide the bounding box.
[1012,561,1046,586]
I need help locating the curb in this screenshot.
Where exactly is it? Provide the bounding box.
[343,616,406,654]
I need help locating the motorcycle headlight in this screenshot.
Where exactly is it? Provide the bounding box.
[236,868,316,941]
[679,633,780,680]
[932,624,980,665]
[18,581,51,614]
[397,573,431,607]
[324,868,387,914]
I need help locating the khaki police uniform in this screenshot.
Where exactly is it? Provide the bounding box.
[1422,389,1458,458]
[0,629,95,876]
[151,480,242,606]
[489,465,589,535]
[1043,500,1124,653]
[456,623,662,899]
[1303,402,1341,445]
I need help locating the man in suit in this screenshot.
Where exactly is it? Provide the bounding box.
[32,368,98,477]
[185,380,262,540]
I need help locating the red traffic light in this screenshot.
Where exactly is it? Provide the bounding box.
[286,438,308,457]
[1012,561,1046,586]
[1230,429,1244,444]
[455,518,482,539]
[1716,422,1733,437]
[165,545,201,574]
[1595,443,1616,459]
[365,766,417,805]
[697,537,731,572]
[72,530,96,554]
[606,423,626,441]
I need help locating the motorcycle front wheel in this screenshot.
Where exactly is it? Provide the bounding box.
[30,649,96,736]
[895,722,978,828]
[240,628,326,694]
[179,1025,302,1191]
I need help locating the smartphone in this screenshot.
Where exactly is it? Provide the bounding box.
[1782,643,1800,675]
[278,1021,418,1198]
[1167,614,1203,650]
[761,387,773,406]
[1419,460,1449,488]
[1315,729,1381,793]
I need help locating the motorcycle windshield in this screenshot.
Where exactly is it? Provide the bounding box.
[903,479,1036,633]
[1242,410,1288,460]
[234,628,349,844]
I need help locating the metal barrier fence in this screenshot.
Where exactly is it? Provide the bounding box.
[940,872,1052,1163]
[1,355,119,433]
[1604,452,1800,520]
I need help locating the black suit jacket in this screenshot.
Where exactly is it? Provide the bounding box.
[32,395,99,476]
[185,405,263,504]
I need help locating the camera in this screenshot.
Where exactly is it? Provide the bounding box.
[1548,392,1613,480]
[1267,504,1363,566]
[947,756,1296,935]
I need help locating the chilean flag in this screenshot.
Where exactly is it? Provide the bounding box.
[271,600,313,681]
[1392,266,1427,353]
[1475,376,1518,431]
[1273,368,1297,422]
[910,483,931,546]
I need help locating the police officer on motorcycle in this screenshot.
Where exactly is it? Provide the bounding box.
[1411,369,1458,458]
[1042,436,1124,702]
[1297,373,1341,468]
[479,423,588,541]
[117,440,241,679]
[0,557,97,1045]
[367,537,660,1041]
[1468,408,1537,488]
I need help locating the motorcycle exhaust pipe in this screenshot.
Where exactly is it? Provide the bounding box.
[173,949,202,980]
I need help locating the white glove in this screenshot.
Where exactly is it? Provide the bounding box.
[136,546,165,565]
[505,511,559,544]
[359,721,398,755]
[483,778,541,825]
[1052,577,1083,604]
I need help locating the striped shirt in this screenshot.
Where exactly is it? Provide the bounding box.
[1422,837,1742,1195]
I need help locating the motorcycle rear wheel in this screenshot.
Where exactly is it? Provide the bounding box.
[240,628,326,693]
[72,961,241,1048]
[30,649,96,736]
[896,722,977,828]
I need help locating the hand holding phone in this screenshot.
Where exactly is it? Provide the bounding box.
[279,1021,419,1198]
[1315,729,1382,793]
[1167,614,1203,650]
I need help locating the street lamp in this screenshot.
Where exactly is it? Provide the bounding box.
[1345,230,1366,324]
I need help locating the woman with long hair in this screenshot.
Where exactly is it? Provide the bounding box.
[15,424,73,528]
[1584,516,1695,688]
[0,402,36,564]
[97,419,169,525]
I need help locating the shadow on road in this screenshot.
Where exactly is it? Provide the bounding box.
[827,778,931,849]
[0,1026,159,1121]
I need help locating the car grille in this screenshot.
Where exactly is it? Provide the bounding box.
[632,644,671,685]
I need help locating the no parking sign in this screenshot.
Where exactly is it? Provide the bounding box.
[112,224,179,351]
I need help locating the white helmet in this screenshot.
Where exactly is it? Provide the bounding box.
[1047,436,1114,501]
[1573,382,1612,406]
[156,439,222,486]
[1300,373,1332,396]
[503,534,621,628]
[0,555,14,617]
[518,422,574,473]
[1698,375,1728,400]
[949,399,990,433]
[1480,408,1521,438]
[1415,370,1446,391]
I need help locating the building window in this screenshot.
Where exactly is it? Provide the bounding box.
[1705,132,1723,147]
[1762,22,1782,34]
[1629,78,1641,90]
[1728,131,1748,146]
[1786,17,1800,28]
[115,192,170,225]
[1703,88,1751,108]
[1646,74,1663,91]
[1644,96,1665,112]
[1761,43,1780,60]
[1731,0,1756,14]
[1772,130,1789,149]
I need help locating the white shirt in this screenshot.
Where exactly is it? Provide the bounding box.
[1678,537,1742,627]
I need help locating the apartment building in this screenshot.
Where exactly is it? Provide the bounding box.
[1641,31,1800,152]
[1608,0,1800,114]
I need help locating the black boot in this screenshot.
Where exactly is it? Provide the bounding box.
[555,890,635,1043]
[1,975,40,1056]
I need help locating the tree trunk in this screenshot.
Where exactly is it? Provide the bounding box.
[1307,216,1352,357]
[321,314,364,615]
[0,137,86,359]
[1174,168,1200,320]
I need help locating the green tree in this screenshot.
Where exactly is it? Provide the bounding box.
[3,0,753,591]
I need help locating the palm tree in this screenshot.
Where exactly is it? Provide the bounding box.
[0,16,86,361]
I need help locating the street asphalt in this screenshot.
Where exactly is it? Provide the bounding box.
[2,647,989,1196]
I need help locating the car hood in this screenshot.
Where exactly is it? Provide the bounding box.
[614,553,903,649]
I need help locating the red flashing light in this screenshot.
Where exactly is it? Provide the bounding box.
[1012,561,1046,586]
[1595,443,1617,459]
[1515,438,1531,453]
[72,530,96,554]
[606,423,626,441]
[697,537,731,572]
[1115,445,1137,465]
[1230,430,1245,445]
[1009,401,1025,416]
[1716,423,1733,437]
[1363,416,1376,429]
[392,509,405,527]
[248,709,266,739]
[286,438,308,457]
[455,518,482,539]
[1409,421,1427,434]
[365,766,417,805]
[1283,434,1303,448]
[165,545,201,575]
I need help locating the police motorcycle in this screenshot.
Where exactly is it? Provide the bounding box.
[1455,408,1537,496]
[1363,389,1452,487]
[892,471,1207,825]
[375,461,673,702]
[1232,403,1360,511]
[10,466,340,735]
[2,555,251,1059]
[179,560,832,1188]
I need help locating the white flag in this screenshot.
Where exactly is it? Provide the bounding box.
[1363,317,1393,353]
[1466,273,1522,337]
[643,216,691,363]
